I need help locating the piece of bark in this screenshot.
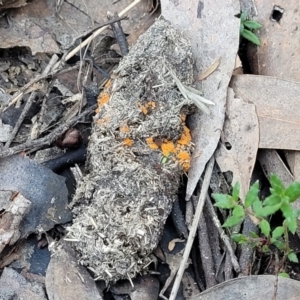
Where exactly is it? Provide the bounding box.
[0,193,31,253]
[231,75,300,150]
[45,243,102,300]
[0,155,71,236]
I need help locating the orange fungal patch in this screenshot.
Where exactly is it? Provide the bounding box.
[177,125,191,145]
[96,79,112,114]
[119,123,130,133]
[97,116,110,126]
[161,140,176,156]
[146,137,159,149]
[138,101,156,115]
[123,138,133,146]
[146,123,192,171]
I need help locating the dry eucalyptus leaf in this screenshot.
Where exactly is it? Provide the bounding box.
[231,75,300,150]
[215,87,259,201]
[46,243,102,300]
[285,151,300,182]
[191,275,300,300]
[248,0,300,81]
[258,149,294,187]
[0,13,59,54]
[257,149,300,219]
[161,0,240,199]
[9,0,152,51]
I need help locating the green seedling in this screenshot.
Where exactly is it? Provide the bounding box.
[212,174,300,272]
[240,11,262,46]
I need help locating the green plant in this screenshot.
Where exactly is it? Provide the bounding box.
[212,175,300,272]
[240,12,262,46]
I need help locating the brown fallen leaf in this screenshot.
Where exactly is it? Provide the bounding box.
[231,75,300,150]
[162,0,240,199]
[215,87,259,201]
[46,242,102,300]
[248,0,300,81]
[247,1,300,190]
[285,152,300,182]
[191,275,300,300]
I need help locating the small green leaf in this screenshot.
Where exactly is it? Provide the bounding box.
[281,200,293,220]
[241,29,261,46]
[262,245,270,252]
[161,156,168,164]
[233,205,245,218]
[259,219,271,237]
[285,216,297,234]
[240,23,244,34]
[272,239,285,250]
[285,182,300,203]
[279,272,290,278]
[223,215,243,227]
[232,234,249,244]
[252,199,264,216]
[259,203,282,217]
[232,182,240,201]
[263,194,281,206]
[250,231,259,238]
[293,209,300,219]
[245,181,259,208]
[243,20,262,30]
[288,252,299,263]
[213,194,236,209]
[272,226,284,239]
[270,174,285,195]
[240,11,247,22]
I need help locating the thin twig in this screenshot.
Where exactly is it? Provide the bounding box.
[4,92,37,149]
[107,12,129,56]
[64,0,143,62]
[205,194,241,273]
[0,104,96,159]
[169,156,215,300]
[67,16,127,50]
[192,195,217,288]
[1,65,78,113]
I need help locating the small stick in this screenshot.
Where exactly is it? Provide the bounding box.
[0,104,96,159]
[107,12,129,56]
[169,156,215,300]
[1,65,78,113]
[4,92,37,149]
[65,0,143,61]
[205,194,241,273]
[192,195,217,288]
[68,16,127,49]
